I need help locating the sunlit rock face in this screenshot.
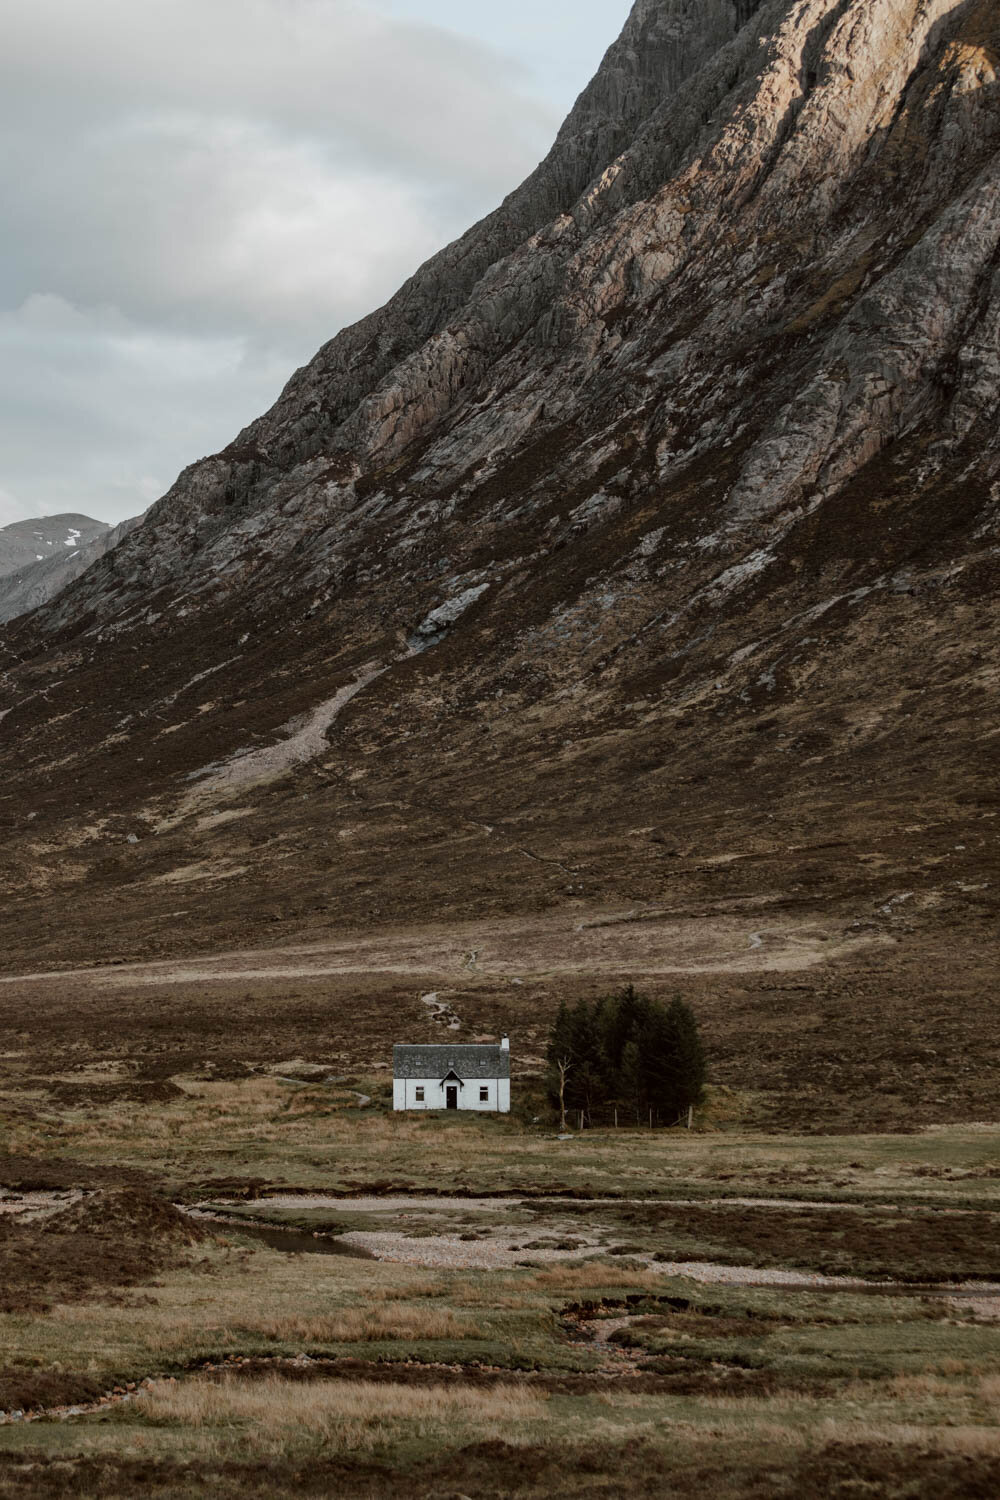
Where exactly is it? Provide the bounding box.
[1,0,998,966]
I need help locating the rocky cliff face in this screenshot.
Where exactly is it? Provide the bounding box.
[0,0,997,972]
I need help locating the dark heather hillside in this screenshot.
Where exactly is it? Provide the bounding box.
[0,0,998,986]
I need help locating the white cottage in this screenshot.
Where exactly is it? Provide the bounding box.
[393,1038,511,1113]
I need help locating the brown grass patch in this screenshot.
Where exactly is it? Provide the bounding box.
[370,1281,448,1302]
[524,1263,664,1293]
[245,1305,482,1344]
[135,1373,545,1455]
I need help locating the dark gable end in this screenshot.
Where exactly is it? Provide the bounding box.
[393,1044,510,1081]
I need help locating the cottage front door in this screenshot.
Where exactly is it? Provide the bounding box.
[446,1086,458,1110]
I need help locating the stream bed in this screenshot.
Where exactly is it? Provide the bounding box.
[190,1213,373,1259]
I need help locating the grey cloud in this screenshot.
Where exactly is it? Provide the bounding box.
[1,0,562,522]
[6,0,553,182]
[2,0,557,337]
[0,295,295,521]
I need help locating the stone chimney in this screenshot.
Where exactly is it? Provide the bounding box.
[500,1035,510,1051]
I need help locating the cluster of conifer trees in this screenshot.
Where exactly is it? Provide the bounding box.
[545,986,706,1128]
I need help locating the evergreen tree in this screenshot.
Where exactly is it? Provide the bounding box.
[545,998,608,1120]
[567,999,606,1119]
[618,1038,643,1124]
[544,986,707,1127]
[662,996,707,1120]
[599,983,647,1073]
[546,1000,574,1071]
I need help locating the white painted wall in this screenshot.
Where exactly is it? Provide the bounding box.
[392,1077,510,1112]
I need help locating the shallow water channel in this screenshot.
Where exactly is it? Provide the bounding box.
[196,1215,372,1259]
[192,1202,1000,1309]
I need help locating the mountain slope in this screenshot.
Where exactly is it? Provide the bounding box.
[0,514,108,580]
[0,514,144,625]
[0,0,997,980]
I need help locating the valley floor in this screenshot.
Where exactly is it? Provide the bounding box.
[2,926,999,1496]
[2,905,998,1133]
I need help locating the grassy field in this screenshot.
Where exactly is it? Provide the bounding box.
[3,1226,1000,1497]
[2,942,1000,1497]
[2,1068,1000,1496]
[4,1067,1000,1206]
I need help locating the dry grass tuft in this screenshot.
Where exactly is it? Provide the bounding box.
[813,1418,1000,1455]
[135,1374,545,1456]
[246,1304,482,1344]
[889,1374,957,1398]
[370,1281,449,1302]
[524,1262,664,1292]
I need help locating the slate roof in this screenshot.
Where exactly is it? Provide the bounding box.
[393,1044,510,1081]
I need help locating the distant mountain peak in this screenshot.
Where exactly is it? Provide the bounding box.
[0,513,130,624]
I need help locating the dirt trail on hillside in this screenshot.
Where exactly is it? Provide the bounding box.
[0,908,888,988]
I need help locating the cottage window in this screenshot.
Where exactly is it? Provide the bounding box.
[480,1086,489,1101]
[415,1087,425,1101]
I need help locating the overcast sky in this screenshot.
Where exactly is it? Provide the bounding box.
[0,0,632,527]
